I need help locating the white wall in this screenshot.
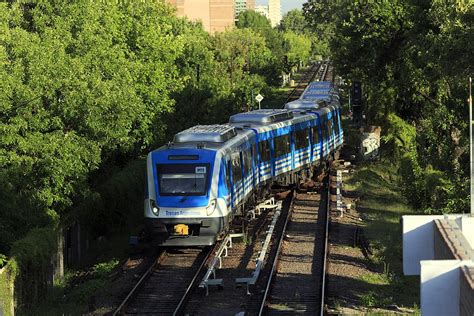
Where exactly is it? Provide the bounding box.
[420,260,465,316]
[461,217,474,249]
[402,215,444,275]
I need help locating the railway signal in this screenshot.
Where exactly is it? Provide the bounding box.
[255,93,264,109]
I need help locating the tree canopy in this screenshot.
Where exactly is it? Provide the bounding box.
[0,1,317,256]
[304,0,473,214]
[236,10,271,30]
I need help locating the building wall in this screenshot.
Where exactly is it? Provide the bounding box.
[210,0,234,33]
[255,5,269,20]
[460,266,474,316]
[167,0,234,33]
[235,0,256,18]
[268,0,281,27]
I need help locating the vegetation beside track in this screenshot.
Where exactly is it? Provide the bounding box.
[340,162,419,312]
[305,1,473,215]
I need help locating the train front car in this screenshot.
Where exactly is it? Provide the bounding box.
[144,125,234,246]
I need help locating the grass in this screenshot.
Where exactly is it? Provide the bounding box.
[27,259,120,315]
[261,86,291,109]
[345,162,420,310]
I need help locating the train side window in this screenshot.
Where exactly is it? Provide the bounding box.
[274,134,291,157]
[295,129,309,150]
[258,140,271,163]
[333,115,339,134]
[252,143,258,167]
[312,127,320,145]
[242,149,252,176]
[231,153,242,183]
[321,122,328,140]
[327,119,333,135]
[225,160,231,190]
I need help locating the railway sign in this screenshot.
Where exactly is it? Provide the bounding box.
[255,94,263,109]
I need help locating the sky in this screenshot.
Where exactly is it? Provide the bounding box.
[256,0,306,15]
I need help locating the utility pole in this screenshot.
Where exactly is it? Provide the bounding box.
[470,77,473,216]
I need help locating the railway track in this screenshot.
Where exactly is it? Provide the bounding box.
[112,63,335,316]
[258,175,330,315]
[286,63,322,103]
[113,247,213,315]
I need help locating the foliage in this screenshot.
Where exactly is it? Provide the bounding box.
[0,255,7,269]
[0,260,15,316]
[305,0,473,213]
[0,0,189,253]
[236,10,271,30]
[282,31,312,73]
[279,9,308,34]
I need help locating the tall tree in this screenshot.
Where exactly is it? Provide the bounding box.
[236,10,272,30]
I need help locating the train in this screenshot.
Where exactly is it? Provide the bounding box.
[144,81,343,246]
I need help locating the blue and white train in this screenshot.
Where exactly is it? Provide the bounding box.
[144,81,343,246]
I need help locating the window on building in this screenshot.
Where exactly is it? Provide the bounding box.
[274,134,291,157]
[295,129,309,150]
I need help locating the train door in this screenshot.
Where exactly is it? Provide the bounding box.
[295,127,310,169]
[258,137,272,182]
[230,152,243,206]
[274,133,291,176]
[251,142,258,188]
[242,147,253,200]
[312,125,322,163]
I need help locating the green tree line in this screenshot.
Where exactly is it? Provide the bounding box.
[0,1,317,263]
[304,0,473,213]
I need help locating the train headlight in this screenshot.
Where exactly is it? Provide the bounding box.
[206,199,217,216]
[150,199,159,216]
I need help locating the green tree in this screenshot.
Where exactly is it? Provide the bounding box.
[0,0,188,252]
[279,9,308,34]
[236,10,271,30]
[282,31,312,73]
[304,0,473,214]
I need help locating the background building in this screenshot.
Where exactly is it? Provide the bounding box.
[234,0,255,18]
[268,0,281,27]
[167,0,235,33]
[254,5,269,20]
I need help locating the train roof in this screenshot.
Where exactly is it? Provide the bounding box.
[306,81,333,89]
[229,109,293,125]
[284,99,319,110]
[173,124,237,143]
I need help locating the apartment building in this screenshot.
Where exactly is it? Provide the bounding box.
[167,0,235,33]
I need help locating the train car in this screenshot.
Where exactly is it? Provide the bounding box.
[144,91,343,247]
[300,81,339,104]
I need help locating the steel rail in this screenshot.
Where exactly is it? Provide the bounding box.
[173,246,214,316]
[320,172,331,315]
[285,63,323,103]
[112,250,166,316]
[257,191,296,316]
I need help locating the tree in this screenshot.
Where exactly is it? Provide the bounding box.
[0,0,189,252]
[236,10,271,30]
[279,9,308,34]
[304,0,473,214]
[282,31,312,73]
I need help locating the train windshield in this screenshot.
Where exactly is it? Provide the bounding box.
[157,163,210,196]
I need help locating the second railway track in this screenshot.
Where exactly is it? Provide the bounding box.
[259,175,330,315]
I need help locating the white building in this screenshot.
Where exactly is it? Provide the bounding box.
[254,5,269,20]
[268,0,281,27]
